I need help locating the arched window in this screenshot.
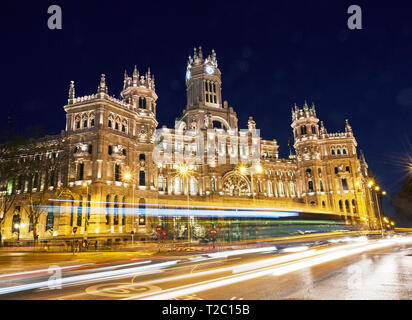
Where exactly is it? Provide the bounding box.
[190,177,198,194]
[211,177,216,192]
[322,201,326,208]
[331,149,335,155]
[301,126,307,135]
[46,202,54,231]
[108,145,113,155]
[337,149,341,155]
[268,181,273,196]
[290,182,296,197]
[352,199,357,213]
[122,196,126,225]
[79,163,84,180]
[139,97,146,108]
[308,180,314,193]
[343,149,347,155]
[319,179,324,192]
[77,197,83,227]
[114,164,121,181]
[311,126,316,134]
[341,178,349,191]
[139,169,145,186]
[105,195,110,225]
[158,176,164,191]
[278,181,284,196]
[113,195,119,225]
[345,199,350,213]
[339,200,343,212]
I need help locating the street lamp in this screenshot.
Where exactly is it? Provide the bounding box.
[82,181,90,245]
[14,223,20,241]
[368,182,384,237]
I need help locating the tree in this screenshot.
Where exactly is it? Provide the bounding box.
[392,175,412,225]
[0,134,69,244]
[20,136,69,243]
[0,138,25,245]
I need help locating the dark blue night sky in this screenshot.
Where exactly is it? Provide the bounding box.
[1,0,412,217]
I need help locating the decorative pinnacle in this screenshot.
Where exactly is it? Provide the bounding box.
[68,80,75,100]
[98,74,108,94]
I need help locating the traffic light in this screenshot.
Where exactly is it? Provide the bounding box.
[138,214,146,225]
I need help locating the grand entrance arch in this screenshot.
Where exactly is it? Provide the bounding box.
[222,171,250,196]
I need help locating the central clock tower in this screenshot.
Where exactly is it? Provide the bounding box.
[183,46,238,130]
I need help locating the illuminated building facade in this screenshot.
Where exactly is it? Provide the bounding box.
[0,47,380,243]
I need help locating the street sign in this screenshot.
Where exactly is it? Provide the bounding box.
[156,226,162,233]
[72,227,78,234]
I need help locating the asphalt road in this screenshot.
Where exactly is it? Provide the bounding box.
[0,234,411,300]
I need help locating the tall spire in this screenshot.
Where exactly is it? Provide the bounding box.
[198,46,203,61]
[132,65,139,84]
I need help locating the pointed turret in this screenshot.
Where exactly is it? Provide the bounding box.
[320,121,327,135]
[345,119,353,135]
[97,74,108,95]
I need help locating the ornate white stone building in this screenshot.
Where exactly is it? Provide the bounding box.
[0,47,380,243]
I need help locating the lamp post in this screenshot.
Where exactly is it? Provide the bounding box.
[368,180,384,237]
[82,181,89,243]
[14,223,20,241]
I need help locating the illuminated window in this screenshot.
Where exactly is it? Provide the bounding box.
[114,164,121,181]
[139,169,145,186]
[345,200,350,213]
[113,195,119,225]
[46,203,54,231]
[352,199,357,213]
[77,198,83,226]
[342,178,349,191]
[308,180,314,193]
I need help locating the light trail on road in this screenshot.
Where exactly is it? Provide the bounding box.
[127,236,412,300]
[0,260,178,296]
